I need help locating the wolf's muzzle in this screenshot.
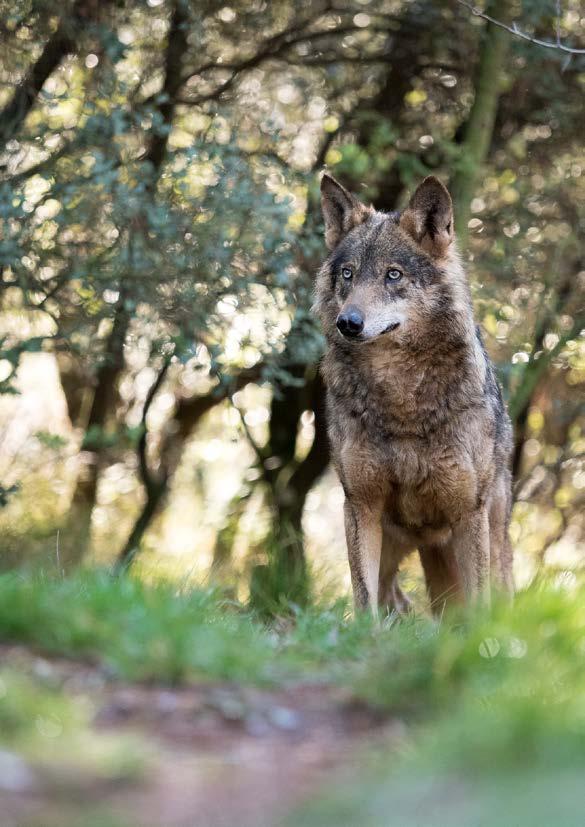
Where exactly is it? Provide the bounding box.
[336,307,364,338]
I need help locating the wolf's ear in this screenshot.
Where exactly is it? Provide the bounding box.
[320,173,372,250]
[400,176,454,258]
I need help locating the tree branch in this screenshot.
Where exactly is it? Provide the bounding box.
[455,0,585,56]
[172,23,396,107]
[0,0,114,154]
[137,357,173,495]
[114,362,266,573]
[143,0,189,176]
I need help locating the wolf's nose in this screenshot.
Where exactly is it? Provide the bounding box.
[336,308,364,337]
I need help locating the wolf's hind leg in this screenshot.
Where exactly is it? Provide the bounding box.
[488,481,514,598]
[378,573,412,616]
[450,508,491,606]
[378,535,412,616]
[419,545,462,616]
[344,497,383,617]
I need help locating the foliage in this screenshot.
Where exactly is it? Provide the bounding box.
[0,0,582,593]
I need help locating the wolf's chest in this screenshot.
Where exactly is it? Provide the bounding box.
[337,428,480,527]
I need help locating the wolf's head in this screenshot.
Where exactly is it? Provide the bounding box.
[315,174,471,349]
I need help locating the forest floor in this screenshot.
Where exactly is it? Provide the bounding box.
[1,570,585,827]
[0,644,397,827]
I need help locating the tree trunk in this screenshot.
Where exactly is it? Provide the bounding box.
[511,266,576,482]
[272,370,329,541]
[353,21,426,212]
[63,296,129,565]
[115,479,167,574]
[65,0,189,564]
[210,490,251,580]
[247,368,329,610]
[451,0,512,244]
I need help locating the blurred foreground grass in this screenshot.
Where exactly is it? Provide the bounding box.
[295,582,585,827]
[0,570,585,825]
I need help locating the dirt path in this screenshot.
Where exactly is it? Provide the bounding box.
[0,647,402,827]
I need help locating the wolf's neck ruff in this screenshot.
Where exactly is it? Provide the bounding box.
[317,213,486,438]
[323,329,487,442]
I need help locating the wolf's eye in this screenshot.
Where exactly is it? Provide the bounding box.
[386,268,403,282]
[341,266,353,280]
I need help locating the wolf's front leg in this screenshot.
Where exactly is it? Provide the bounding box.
[451,507,491,606]
[343,498,383,617]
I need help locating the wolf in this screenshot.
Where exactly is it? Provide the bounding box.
[314,173,514,615]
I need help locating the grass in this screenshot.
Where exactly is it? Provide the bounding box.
[0,569,279,683]
[293,582,585,827]
[1,569,585,825]
[0,567,379,683]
